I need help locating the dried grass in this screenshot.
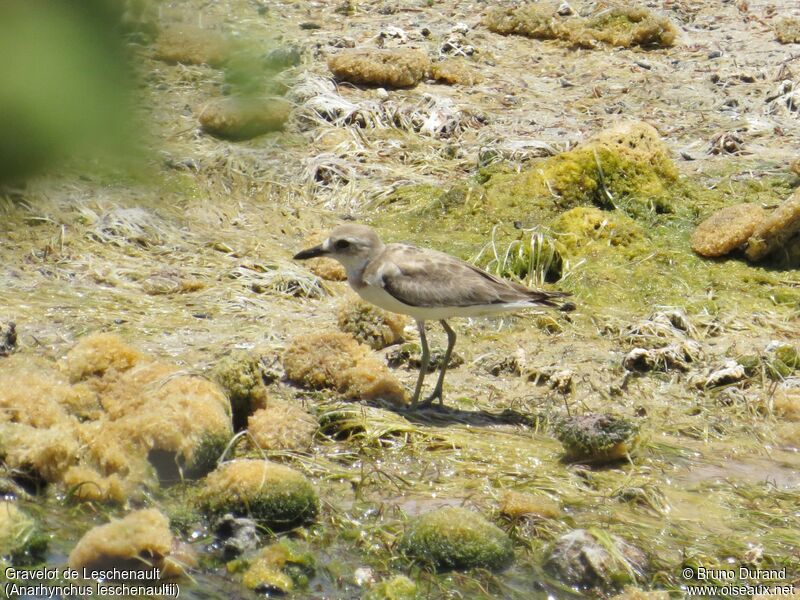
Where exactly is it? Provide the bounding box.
[775,18,800,44]
[430,59,483,86]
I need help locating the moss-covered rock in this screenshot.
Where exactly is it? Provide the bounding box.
[363,575,418,600]
[210,351,270,431]
[544,529,646,588]
[337,298,406,350]
[398,506,514,571]
[555,414,639,463]
[0,501,48,565]
[201,460,318,530]
[239,539,316,594]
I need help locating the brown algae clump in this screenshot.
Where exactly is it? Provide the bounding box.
[0,333,233,502]
[775,18,800,44]
[199,98,291,140]
[337,298,406,350]
[68,509,179,576]
[484,3,677,49]
[398,506,514,571]
[484,3,570,41]
[328,49,431,88]
[430,59,483,86]
[283,331,406,404]
[200,459,318,529]
[247,401,318,451]
[582,6,678,49]
[744,190,800,262]
[545,529,646,588]
[0,501,49,565]
[554,414,639,463]
[240,540,316,594]
[154,24,232,67]
[691,203,766,257]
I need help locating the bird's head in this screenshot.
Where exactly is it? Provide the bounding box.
[294,224,383,274]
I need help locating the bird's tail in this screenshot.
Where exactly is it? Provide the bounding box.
[528,290,574,311]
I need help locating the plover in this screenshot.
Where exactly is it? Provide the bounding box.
[294,224,571,408]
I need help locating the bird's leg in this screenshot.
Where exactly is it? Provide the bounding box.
[420,320,456,408]
[410,320,430,408]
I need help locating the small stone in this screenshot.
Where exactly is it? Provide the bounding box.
[376,87,389,100]
[214,513,259,559]
[545,529,646,589]
[555,413,639,463]
[0,321,17,357]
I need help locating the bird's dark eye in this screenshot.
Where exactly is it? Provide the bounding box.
[335,239,351,250]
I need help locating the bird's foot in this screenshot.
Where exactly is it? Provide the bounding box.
[417,388,444,409]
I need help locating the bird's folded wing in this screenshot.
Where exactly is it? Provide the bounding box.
[368,244,557,308]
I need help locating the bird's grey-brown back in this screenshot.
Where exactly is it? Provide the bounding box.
[363,243,565,313]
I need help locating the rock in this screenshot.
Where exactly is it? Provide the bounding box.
[210,351,271,431]
[200,459,318,530]
[68,509,183,577]
[247,401,318,451]
[745,191,800,262]
[544,529,646,588]
[0,321,17,356]
[199,97,291,140]
[697,360,746,388]
[554,414,639,463]
[283,331,406,404]
[0,501,48,565]
[622,341,702,373]
[328,49,431,88]
[363,575,417,600]
[264,46,302,70]
[214,513,259,559]
[398,506,514,571]
[691,203,766,257]
[154,24,232,67]
[337,298,406,350]
[240,540,316,594]
[499,490,562,519]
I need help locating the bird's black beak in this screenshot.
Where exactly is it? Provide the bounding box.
[293,244,326,260]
